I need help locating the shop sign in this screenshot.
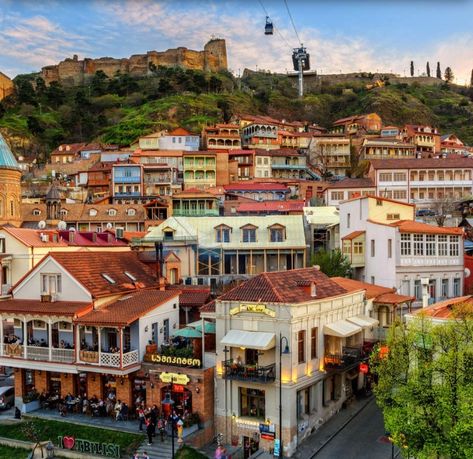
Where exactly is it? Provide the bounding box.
[259,422,275,440]
[273,439,281,457]
[173,384,185,393]
[58,436,120,458]
[230,304,276,317]
[235,418,261,429]
[144,353,201,368]
[159,372,190,385]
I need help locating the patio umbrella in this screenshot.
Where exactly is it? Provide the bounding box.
[172,327,202,338]
[187,320,216,334]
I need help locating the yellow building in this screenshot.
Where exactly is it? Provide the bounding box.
[183,152,217,190]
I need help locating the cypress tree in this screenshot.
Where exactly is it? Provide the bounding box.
[410,61,414,77]
[470,69,473,87]
[426,62,431,77]
[436,62,442,79]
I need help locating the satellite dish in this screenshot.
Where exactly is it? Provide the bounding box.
[57,221,67,230]
[106,222,113,230]
[38,220,46,229]
[465,268,471,278]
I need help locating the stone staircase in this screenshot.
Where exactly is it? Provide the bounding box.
[134,435,177,459]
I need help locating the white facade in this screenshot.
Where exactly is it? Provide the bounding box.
[324,187,375,207]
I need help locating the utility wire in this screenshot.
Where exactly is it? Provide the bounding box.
[283,0,302,46]
[257,0,293,50]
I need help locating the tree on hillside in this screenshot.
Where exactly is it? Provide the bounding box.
[410,61,414,77]
[45,81,65,108]
[371,312,473,459]
[91,70,108,96]
[437,62,442,79]
[470,69,473,87]
[426,62,431,77]
[311,249,351,278]
[445,67,454,84]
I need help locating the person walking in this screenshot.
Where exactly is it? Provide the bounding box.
[146,417,154,446]
[157,417,166,442]
[142,452,150,459]
[137,404,146,431]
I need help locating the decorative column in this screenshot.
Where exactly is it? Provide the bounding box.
[97,327,102,365]
[23,316,27,358]
[119,327,123,369]
[76,325,81,363]
[48,318,52,361]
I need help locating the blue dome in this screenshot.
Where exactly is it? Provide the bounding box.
[0,133,20,170]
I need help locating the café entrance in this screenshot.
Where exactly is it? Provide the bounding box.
[160,384,192,417]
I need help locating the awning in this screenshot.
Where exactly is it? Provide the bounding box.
[323,320,362,338]
[347,315,379,328]
[220,330,276,350]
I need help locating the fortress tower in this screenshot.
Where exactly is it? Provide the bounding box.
[0,134,22,227]
[204,39,228,72]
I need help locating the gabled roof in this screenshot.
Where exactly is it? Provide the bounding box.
[0,133,21,171]
[168,127,194,136]
[0,299,91,317]
[76,289,179,326]
[167,285,211,307]
[342,230,365,240]
[219,267,348,304]
[413,296,473,319]
[48,251,157,298]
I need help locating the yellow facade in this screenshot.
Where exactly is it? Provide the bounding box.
[0,72,14,101]
[367,196,414,224]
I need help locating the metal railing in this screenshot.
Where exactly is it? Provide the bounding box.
[1,344,75,363]
[324,346,363,370]
[222,360,276,383]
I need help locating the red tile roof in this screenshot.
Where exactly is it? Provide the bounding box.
[370,158,473,169]
[48,251,157,298]
[0,300,91,317]
[167,285,211,307]
[331,277,415,304]
[219,267,348,304]
[342,231,365,241]
[326,178,374,189]
[168,127,193,136]
[389,220,464,235]
[236,200,304,213]
[76,289,179,326]
[200,299,216,314]
[413,296,473,319]
[224,183,290,192]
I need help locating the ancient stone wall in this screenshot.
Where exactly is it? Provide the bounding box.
[41,39,227,85]
[0,72,14,100]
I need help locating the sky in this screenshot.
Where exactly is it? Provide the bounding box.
[0,0,472,84]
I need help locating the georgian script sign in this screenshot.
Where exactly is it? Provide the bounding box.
[230,304,276,317]
[159,372,190,385]
[58,436,120,458]
[144,353,201,368]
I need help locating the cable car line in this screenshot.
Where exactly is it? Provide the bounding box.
[283,0,302,46]
[257,0,292,49]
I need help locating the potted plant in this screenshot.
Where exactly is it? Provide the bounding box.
[146,340,157,354]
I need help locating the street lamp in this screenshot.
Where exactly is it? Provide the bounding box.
[279,333,290,458]
[162,391,175,459]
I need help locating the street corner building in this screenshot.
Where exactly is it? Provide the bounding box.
[212,267,377,457]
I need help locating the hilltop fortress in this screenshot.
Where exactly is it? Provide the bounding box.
[41,39,227,86]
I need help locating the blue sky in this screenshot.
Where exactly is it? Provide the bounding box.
[1,0,472,83]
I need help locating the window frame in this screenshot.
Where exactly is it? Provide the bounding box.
[298,330,306,364]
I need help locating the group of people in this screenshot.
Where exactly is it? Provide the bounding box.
[2,334,73,349]
[3,334,21,344]
[79,339,129,354]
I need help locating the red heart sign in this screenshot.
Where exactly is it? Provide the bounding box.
[63,436,75,449]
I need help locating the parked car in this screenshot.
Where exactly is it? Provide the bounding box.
[416,209,436,217]
[0,386,14,409]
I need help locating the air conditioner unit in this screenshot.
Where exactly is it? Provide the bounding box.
[40,293,52,302]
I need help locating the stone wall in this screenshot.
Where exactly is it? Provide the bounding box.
[41,39,228,86]
[0,72,14,100]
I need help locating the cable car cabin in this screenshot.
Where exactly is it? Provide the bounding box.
[292,48,310,71]
[265,17,273,35]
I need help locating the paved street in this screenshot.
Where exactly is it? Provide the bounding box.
[295,397,398,459]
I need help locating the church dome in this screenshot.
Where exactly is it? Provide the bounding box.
[0,133,21,170]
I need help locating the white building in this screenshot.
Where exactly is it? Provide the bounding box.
[213,267,375,457]
[339,196,464,305]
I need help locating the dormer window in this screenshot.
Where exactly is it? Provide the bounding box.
[33,209,41,216]
[108,209,117,216]
[41,274,62,294]
[215,224,231,243]
[60,209,68,217]
[101,273,116,284]
[163,228,174,241]
[127,208,136,216]
[269,224,285,242]
[124,271,137,281]
[241,224,257,243]
[89,208,97,216]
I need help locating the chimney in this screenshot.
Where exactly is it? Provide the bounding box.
[297,280,317,297]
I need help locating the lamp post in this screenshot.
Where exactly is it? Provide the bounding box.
[162,388,175,459]
[279,333,290,458]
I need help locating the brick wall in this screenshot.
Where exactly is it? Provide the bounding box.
[34,370,47,393]
[87,373,103,399]
[116,377,132,406]
[14,369,24,398]
[60,373,75,397]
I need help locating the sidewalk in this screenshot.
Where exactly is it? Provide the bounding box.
[293,395,374,458]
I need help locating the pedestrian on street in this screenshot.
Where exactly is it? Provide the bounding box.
[146,418,154,445]
[142,452,150,459]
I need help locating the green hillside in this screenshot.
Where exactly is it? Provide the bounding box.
[1,67,472,162]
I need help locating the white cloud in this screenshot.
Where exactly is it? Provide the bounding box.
[0,14,91,73]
